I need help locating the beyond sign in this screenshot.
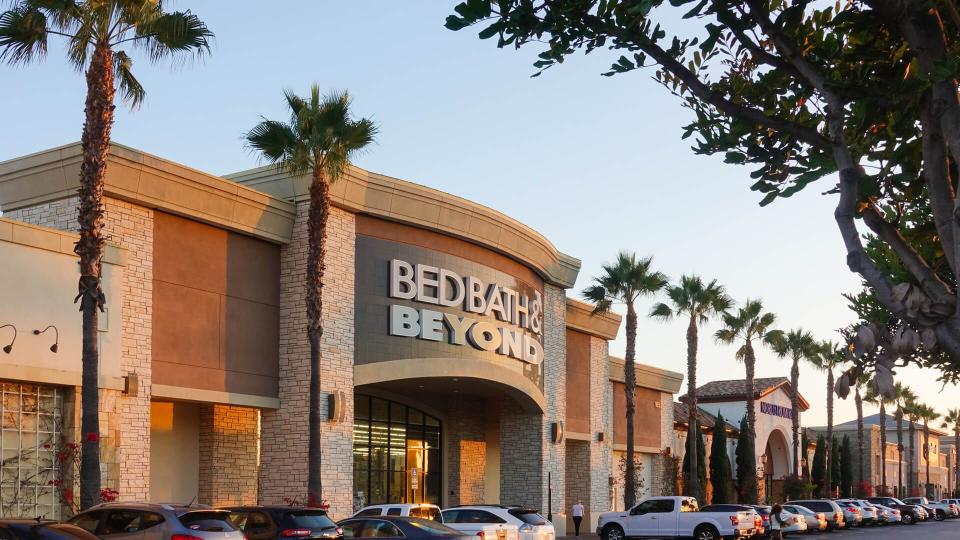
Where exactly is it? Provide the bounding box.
[760,401,793,419]
[387,259,544,365]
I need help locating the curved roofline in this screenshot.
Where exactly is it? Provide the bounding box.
[227,163,581,288]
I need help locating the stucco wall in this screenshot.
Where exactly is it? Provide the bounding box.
[150,401,199,502]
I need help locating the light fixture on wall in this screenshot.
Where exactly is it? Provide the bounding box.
[0,325,16,354]
[33,325,58,353]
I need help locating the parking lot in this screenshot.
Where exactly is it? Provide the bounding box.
[797,521,959,540]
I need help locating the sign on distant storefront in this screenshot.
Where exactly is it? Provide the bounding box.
[760,401,793,419]
[388,259,544,365]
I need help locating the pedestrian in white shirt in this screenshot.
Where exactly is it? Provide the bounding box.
[571,501,584,537]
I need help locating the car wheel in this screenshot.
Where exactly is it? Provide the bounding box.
[602,524,624,540]
[902,513,915,525]
[693,525,719,540]
[935,510,946,521]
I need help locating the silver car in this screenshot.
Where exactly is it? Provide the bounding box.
[68,502,244,540]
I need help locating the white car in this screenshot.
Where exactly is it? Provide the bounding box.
[837,499,875,525]
[596,496,756,540]
[871,503,902,524]
[352,503,443,521]
[753,506,806,534]
[903,497,958,520]
[781,504,828,532]
[441,506,538,540]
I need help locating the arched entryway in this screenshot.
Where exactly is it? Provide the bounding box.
[761,428,791,502]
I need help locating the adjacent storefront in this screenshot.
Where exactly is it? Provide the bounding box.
[0,142,682,521]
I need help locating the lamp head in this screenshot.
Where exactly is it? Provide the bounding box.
[2,345,10,354]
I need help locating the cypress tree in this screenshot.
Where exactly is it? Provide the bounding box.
[735,416,757,503]
[800,431,811,478]
[811,435,827,497]
[683,429,707,502]
[830,437,842,496]
[710,412,732,503]
[841,435,854,497]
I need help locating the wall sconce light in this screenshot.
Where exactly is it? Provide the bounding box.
[550,421,565,444]
[0,325,16,354]
[33,326,58,353]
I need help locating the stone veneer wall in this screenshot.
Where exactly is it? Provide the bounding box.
[589,336,611,514]
[564,440,590,507]
[6,196,153,500]
[259,202,355,518]
[199,404,260,506]
[447,402,486,505]
[651,392,676,496]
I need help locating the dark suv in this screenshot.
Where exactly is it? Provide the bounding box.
[223,506,342,540]
[865,497,923,525]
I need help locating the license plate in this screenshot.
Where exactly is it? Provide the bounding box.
[497,530,506,540]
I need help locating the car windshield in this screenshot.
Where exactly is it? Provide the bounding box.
[508,510,546,525]
[410,507,442,521]
[406,519,462,536]
[178,511,236,532]
[285,511,337,529]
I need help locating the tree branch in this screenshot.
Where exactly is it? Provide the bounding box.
[919,98,958,272]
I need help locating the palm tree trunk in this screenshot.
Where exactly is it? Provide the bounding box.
[826,369,834,496]
[744,341,758,503]
[909,420,916,495]
[790,356,800,477]
[924,423,931,497]
[879,402,887,494]
[686,314,700,502]
[955,429,959,497]
[77,42,114,511]
[623,303,638,508]
[306,167,329,505]
[897,408,904,497]
[855,387,864,489]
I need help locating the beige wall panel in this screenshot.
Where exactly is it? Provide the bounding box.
[150,401,200,503]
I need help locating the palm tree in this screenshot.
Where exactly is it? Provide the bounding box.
[651,275,733,501]
[852,371,870,490]
[809,340,845,495]
[893,383,916,497]
[0,1,212,510]
[715,299,782,502]
[940,409,960,498]
[917,403,940,498]
[771,328,816,477]
[585,252,667,508]
[904,397,920,496]
[246,86,376,505]
[865,380,896,495]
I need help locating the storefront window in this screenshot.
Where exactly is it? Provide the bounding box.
[353,395,441,508]
[0,383,61,519]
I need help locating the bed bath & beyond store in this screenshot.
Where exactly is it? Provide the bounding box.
[0,143,682,529]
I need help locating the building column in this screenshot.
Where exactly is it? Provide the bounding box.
[588,335,611,524]
[199,404,260,506]
[259,203,355,518]
[447,401,487,506]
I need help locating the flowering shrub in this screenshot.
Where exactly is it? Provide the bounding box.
[47,436,117,514]
[855,480,873,498]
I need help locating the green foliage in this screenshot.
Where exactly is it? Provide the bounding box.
[650,275,733,324]
[709,413,732,504]
[841,435,854,497]
[800,431,811,478]
[811,435,827,497]
[735,416,757,504]
[682,429,707,502]
[715,299,783,360]
[782,474,814,500]
[583,252,668,313]
[0,1,213,106]
[830,437,842,496]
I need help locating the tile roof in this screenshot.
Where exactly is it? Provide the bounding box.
[673,402,739,433]
[834,412,949,436]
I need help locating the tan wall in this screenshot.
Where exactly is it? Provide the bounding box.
[612,382,662,448]
[149,401,200,502]
[565,329,591,435]
[199,404,260,506]
[152,211,280,398]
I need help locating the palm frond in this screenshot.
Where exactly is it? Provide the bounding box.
[0,4,49,65]
[134,9,212,63]
[113,49,144,106]
[245,119,302,171]
[649,302,673,321]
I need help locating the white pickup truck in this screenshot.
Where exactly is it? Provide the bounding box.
[596,496,756,540]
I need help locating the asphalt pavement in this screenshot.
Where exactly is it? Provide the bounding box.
[797,520,959,539]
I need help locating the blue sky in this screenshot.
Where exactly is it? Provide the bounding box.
[1,1,954,427]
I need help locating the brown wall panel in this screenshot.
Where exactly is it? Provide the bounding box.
[612,381,661,448]
[565,329,591,434]
[153,211,280,398]
[356,215,541,286]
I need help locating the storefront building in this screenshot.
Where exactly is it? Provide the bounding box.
[0,143,681,521]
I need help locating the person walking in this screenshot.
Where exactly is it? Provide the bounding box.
[769,504,786,540]
[571,500,584,537]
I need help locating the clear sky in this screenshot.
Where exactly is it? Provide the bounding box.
[1,1,955,428]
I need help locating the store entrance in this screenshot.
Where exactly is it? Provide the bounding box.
[352,395,442,507]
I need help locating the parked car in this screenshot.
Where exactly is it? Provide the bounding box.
[871,503,902,524]
[698,505,763,537]
[832,500,867,526]
[352,504,443,522]
[338,517,470,540]
[838,500,879,525]
[780,504,829,532]
[748,506,806,536]
[68,503,243,540]
[903,497,955,520]
[0,521,100,540]
[441,506,552,540]
[865,497,922,524]
[788,500,846,530]
[596,496,756,540]
[223,506,341,540]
